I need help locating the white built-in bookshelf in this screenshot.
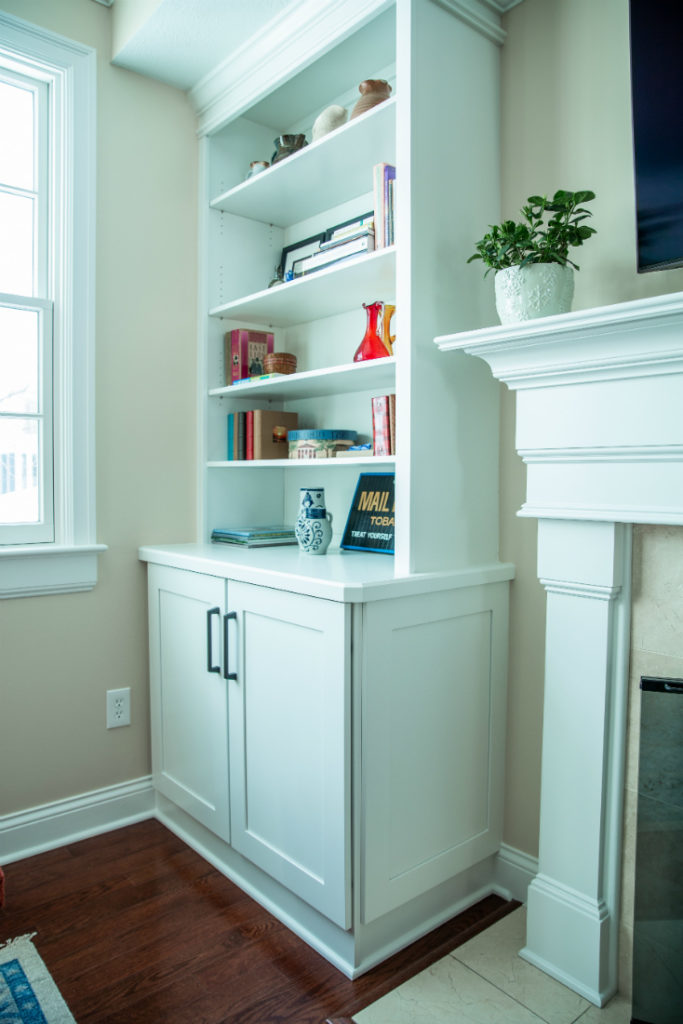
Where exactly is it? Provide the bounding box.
[208,246,396,326]
[142,0,517,981]
[201,0,503,577]
[209,97,397,226]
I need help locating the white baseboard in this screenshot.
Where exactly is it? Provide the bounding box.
[0,776,155,864]
[493,842,538,903]
[522,873,615,1007]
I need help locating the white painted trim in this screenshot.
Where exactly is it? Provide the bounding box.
[434,291,683,388]
[539,579,621,601]
[494,842,537,903]
[191,0,393,136]
[519,502,683,526]
[191,0,509,136]
[0,777,155,864]
[0,544,107,599]
[520,444,683,464]
[431,0,507,45]
[0,12,100,598]
[481,0,524,12]
[521,873,614,1007]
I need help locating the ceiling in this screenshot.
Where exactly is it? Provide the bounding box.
[111,0,301,92]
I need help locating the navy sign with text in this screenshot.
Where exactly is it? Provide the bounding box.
[341,472,395,554]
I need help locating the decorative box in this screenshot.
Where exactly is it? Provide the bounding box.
[288,428,357,459]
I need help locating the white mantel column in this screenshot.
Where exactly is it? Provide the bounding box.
[521,518,632,1006]
[435,291,683,1007]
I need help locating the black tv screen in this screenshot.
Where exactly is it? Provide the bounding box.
[630,0,683,272]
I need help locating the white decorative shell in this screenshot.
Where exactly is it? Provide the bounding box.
[312,104,348,142]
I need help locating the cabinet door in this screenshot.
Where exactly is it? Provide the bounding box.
[360,585,509,923]
[148,565,230,842]
[227,580,351,929]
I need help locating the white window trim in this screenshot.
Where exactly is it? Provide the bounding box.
[0,13,106,598]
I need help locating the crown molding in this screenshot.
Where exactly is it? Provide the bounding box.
[190,0,515,135]
[190,0,392,136]
[431,0,517,45]
[435,292,683,389]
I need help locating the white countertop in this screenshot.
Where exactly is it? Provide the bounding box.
[139,543,515,602]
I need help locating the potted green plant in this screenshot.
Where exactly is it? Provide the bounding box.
[467,189,597,324]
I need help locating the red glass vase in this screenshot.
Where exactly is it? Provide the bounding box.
[354,301,387,361]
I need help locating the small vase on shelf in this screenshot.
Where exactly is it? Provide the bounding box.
[354,301,388,361]
[350,79,392,120]
[295,487,333,555]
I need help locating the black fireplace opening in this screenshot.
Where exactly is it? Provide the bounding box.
[631,676,683,1024]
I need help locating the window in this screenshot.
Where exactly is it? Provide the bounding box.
[0,13,104,598]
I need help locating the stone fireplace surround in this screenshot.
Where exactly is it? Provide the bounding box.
[436,291,683,1007]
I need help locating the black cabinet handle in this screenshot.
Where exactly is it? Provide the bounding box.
[223,611,237,681]
[206,607,221,674]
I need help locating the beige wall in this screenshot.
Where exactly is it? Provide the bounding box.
[499,0,683,856]
[0,0,197,814]
[111,0,163,58]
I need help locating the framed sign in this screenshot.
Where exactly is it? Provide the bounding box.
[341,472,395,553]
[279,232,325,281]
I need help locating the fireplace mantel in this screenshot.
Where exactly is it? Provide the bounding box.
[435,292,683,1006]
[436,292,683,526]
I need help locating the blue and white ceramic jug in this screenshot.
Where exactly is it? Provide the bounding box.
[295,487,333,555]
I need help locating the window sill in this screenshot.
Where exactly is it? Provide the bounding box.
[0,544,108,599]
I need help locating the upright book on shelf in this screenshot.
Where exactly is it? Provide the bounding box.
[253,409,298,460]
[372,393,396,455]
[372,395,391,456]
[226,409,298,460]
[373,163,395,248]
[226,329,274,385]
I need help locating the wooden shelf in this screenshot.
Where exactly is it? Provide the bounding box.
[210,98,396,228]
[209,356,396,401]
[209,246,396,327]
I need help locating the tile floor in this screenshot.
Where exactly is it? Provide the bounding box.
[356,908,632,1024]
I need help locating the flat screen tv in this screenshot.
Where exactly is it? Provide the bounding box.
[630,0,683,272]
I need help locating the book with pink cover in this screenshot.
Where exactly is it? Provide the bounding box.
[226,330,274,385]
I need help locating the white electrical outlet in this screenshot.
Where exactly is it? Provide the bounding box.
[106,687,131,729]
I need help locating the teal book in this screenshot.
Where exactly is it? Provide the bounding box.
[227,413,234,461]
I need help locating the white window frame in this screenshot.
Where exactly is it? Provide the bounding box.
[0,296,54,544]
[0,13,105,598]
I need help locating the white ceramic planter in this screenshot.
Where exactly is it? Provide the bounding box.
[494,263,575,324]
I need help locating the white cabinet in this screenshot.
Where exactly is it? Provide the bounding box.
[143,549,512,974]
[147,564,351,928]
[360,585,509,923]
[229,580,351,928]
[142,0,515,980]
[148,565,230,842]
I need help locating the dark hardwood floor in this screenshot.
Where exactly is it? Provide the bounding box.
[0,819,518,1023]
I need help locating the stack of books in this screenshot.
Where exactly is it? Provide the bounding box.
[293,216,375,278]
[211,525,297,547]
[373,163,395,247]
[227,409,298,460]
[371,393,396,456]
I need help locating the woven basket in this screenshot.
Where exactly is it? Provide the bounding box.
[264,352,297,375]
